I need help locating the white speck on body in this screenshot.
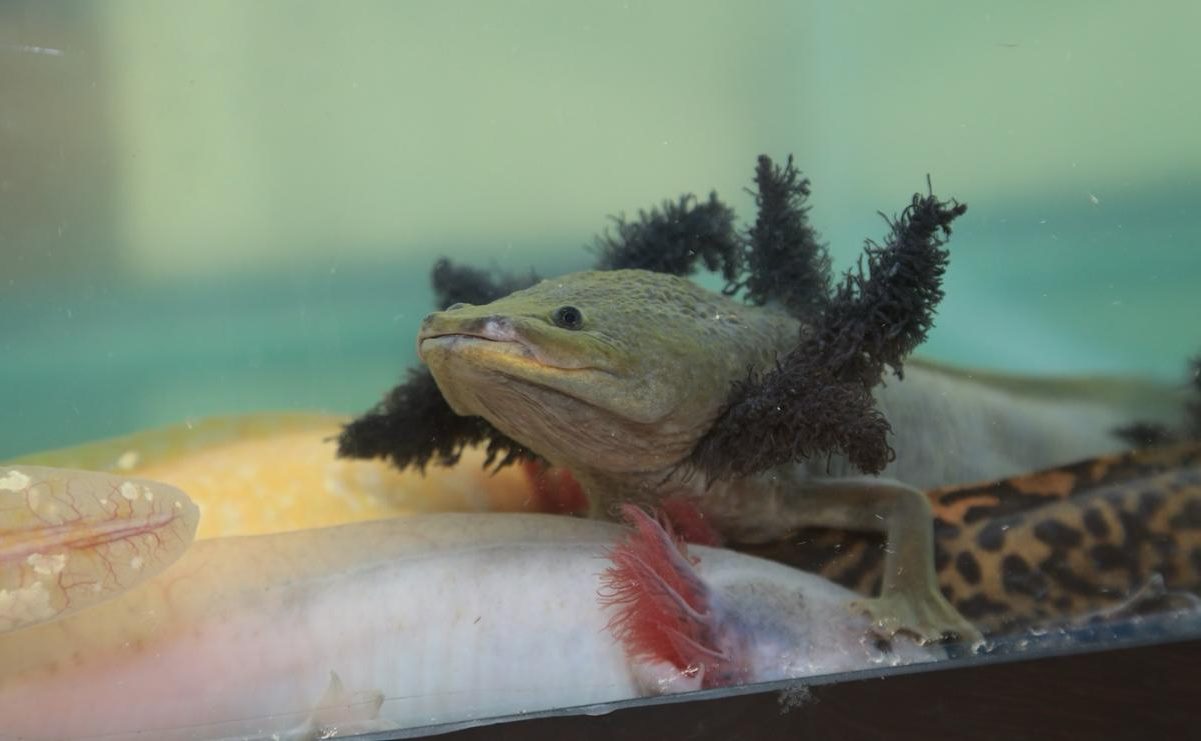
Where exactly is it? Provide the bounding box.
[130,556,144,571]
[0,469,31,492]
[115,451,140,470]
[0,581,55,628]
[120,482,139,501]
[144,489,153,502]
[27,552,68,576]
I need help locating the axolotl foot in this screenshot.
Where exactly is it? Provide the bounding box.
[852,590,982,646]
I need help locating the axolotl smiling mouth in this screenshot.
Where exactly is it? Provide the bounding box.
[417,315,603,374]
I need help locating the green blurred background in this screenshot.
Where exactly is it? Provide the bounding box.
[2,1,1198,458]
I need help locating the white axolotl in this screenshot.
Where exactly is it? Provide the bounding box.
[0,465,938,740]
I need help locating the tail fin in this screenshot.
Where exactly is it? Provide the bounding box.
[599,505,746,690]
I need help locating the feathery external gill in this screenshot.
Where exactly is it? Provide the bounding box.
[689,190,966,480]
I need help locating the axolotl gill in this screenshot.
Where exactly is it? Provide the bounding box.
[418,268,1184,641]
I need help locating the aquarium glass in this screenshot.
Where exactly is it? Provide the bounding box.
[1,2,1199,739]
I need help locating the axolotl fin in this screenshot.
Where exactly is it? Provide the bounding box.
[0,465,199,634]
[259,671,389,741]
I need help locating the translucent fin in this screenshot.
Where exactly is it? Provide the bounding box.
[271,671,388,741]
[0,465,199,634]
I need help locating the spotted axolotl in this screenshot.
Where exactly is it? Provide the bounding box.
[416,267,1186,642]
[736,440,1201,634]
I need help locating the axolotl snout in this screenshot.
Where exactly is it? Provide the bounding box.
[418,269,1184,641]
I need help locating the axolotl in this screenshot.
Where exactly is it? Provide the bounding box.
[0,465,937,740]
[417,268,1185,642]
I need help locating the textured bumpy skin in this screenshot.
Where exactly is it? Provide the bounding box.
[420,269,797,480]
[742,442,1201,634]
[417,267,1185,642]
[418,268,1182,506]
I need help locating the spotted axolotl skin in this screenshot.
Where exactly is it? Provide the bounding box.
[740,441,1201,635]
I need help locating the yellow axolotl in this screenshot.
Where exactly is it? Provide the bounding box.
[416,268,1186,642]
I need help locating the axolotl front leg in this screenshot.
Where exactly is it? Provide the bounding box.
[701,474,981,644]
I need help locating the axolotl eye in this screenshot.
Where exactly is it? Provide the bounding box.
[551,305,584,330]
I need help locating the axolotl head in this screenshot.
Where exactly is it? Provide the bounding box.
[418,269,797,475]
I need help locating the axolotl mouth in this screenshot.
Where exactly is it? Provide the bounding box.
[417,315,606,374]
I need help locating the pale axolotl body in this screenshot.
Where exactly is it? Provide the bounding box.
[0,464,937,739]
[418,268,1185,641]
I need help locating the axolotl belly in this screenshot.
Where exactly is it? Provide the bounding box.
[0,511,937,740]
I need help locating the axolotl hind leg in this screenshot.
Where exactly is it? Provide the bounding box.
[708,475,981,644]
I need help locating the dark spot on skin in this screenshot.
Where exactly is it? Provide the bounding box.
[1152,534,1177,561]
[956,594,1010,619]
[932,517,960,540]
[1001,554,1049,601]
[1137,490,1164,518]
[1033,519,1083,549]
[1082,507,1110,538]
[933,541,951,574]
[1038,551,1104,597]
[1089,543,1129,572]
[940,584,955,600]
[1169,499,1201,529]
[955,552,982,585]
[962,504,1002,525]
[840,543,885,593]
[1112,509,1179,584]
[874,637,893,654]
[976,521,1008,552]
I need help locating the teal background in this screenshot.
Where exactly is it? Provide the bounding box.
[2,1,1198,458]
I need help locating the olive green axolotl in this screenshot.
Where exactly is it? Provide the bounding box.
[417,268,1187,642]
